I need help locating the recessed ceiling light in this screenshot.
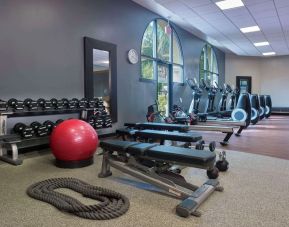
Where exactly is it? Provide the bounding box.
[216,0,244,10]
[262,52,276,56]
[240,26,260,33]
[254,42,270,47]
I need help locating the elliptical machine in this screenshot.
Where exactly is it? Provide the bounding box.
[201,79,218,114]
[264,95,272,118]
[200,79,250,126]
[259,95,266,120]
[250,94,260,125]
[215,82,229,112]
[187,78,203,114]
[227,85,239,111]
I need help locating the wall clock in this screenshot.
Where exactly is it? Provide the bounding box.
[128,49,139,64]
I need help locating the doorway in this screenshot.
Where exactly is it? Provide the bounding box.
[236,76,252,93]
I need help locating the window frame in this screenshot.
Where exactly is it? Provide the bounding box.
[140,19,184,84]
[199,44,219,84]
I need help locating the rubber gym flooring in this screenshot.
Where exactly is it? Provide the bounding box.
[0,115,289,227]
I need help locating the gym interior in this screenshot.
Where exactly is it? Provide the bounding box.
[1,0,289,226]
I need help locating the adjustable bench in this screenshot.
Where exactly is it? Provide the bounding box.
[98,140,223,218]
[135,129,202,145]
[116,128,138,140]
[134,122,190,132]
[124,122,234,146]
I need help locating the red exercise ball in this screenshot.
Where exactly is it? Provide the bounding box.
[50,119,99,168]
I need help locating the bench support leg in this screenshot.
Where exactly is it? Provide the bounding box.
[220,132,233,146]
[0,144,22,165]
[176,179,223,217]
[98,151,112,178]
[235,126,245,136]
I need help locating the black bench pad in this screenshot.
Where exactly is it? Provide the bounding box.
[100,140,215,168]
[116,128,137,136]
[100,140,139,152]
[124,123,138,128]
[131,122,189,132]
[146,146,215,166]
[127,143,158,156]
[135,130,202,142]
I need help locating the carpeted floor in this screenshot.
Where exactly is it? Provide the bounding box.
[1,149,289,227]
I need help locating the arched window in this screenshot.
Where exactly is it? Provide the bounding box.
[141,19,184,114]
[199,44,219,84]
[141,19,184,82]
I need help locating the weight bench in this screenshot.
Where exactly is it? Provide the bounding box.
[116,128,138,141]
[125,122,190,132]
[0,135,23,165]
[135,129,202,145]
[124,122,234,146]
[99,139,223,218]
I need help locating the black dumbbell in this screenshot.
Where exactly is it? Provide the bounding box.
[79,98,88,108]
[195,140,216,152]
[30,121,49,137]
[96,117,104,129]
[43,120,55,134]
[87,98,96,108]
[87,115,96,128]
[55,119,64,125]
[7,98,18,109]
[50,98,58,109]
[94,108,101,115]
[8,98,24,111]
[206,167,219,179]
[69,98,79,109]
[23,98,37,111]
[13,123,34,138]
[96,99,104,108]
[57,99,64,109]
[0,99,7,111]
[37,98,52,110]
[215,151,229,172]
[62,98,69,109]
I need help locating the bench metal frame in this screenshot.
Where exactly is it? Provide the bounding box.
[0,114,22,165]
[99,148,223,217]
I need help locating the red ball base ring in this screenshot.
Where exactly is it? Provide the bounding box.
[55,156,94,169]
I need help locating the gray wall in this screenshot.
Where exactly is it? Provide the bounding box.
[0,0,225,133]
[226,54,289,107]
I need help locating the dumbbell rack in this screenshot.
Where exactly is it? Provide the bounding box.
[0,109,90,166]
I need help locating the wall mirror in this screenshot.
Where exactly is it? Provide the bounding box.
[84,37,117,122]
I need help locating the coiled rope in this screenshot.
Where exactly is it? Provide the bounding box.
[27,178,130,220]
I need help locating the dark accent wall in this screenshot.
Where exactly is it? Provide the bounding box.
[0,0,225,133]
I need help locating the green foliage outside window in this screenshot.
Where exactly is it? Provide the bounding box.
[199,44,219,84]
[140,19,184,116]
[140,19,184,83]
[141,57,154,80]
[141,21,154,57]
[157,20,170,62]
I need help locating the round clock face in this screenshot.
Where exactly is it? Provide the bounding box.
[128,49,139,64]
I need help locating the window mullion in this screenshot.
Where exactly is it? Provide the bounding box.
[153,20,157,59]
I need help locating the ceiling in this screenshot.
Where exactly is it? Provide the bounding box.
[132,0,289,56]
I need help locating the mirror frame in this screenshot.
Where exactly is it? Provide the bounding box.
[84,37,117,122]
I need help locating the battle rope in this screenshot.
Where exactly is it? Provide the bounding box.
[27,178,130,220]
